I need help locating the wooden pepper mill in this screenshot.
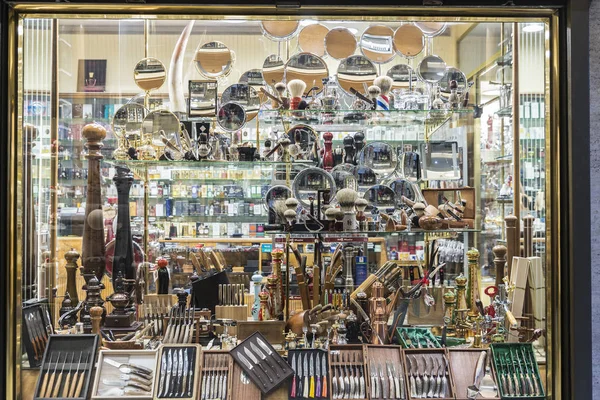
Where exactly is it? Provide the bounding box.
[270,249,285,318]
[90,306,104,336]
[492,244,508,287]
[64,248,80,304]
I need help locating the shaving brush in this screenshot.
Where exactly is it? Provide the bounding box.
[354,198,369,231]
[367,85,381,110]
[270,199,288,224]
[336,188,359,231]
[285,197,299,211]
[274,82,289,109]
[287,79,306,110]
[374,75,394,110]
[325,207,338,231]
[284,209,297,229]
[334,209,344,231]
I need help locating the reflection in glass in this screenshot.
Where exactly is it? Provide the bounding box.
[221,84,260,121]
[217,102,246,132]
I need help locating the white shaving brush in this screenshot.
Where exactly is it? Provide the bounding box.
[272,199,288,224]
[336,188,359,231]
[374,75,394,110]
[325,207,338,231]
[367,85,381,110]
[274,82,289,109]
[284,209,297,226]
[285,197,299,211]
[354,198,369,231]
[287,79,307,110]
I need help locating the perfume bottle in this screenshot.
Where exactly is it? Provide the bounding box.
[85,71,96,87]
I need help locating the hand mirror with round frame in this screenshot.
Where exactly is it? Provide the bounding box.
[325,27,358,60]
[284,52,329,95]
[358,141,398,179]
[263,184,292,212]
[360,25,396,64]
[142,109,180,154]
[390,178,419,207]
[298,23,329,57]
[414,21,447,37]
[112,103,148,141]
[262,54,285,87]
[393,24,424,58]
[217,102,246,132]
[336,55,377,96]
[354,165,378,189]
[261,21,300,41]
[221,83,261,122]
[363,184,396,210]
[387,64,418,90]
[292,167,337,209]
[194,41,235,79]
[286,124,318,158]
[417,55,447,84]
[134,57,167,92]
[439,67,468,94]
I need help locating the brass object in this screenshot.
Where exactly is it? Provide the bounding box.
[64,248,80,304]
[467,248,480,319]
[455,274,468,312]
[443,290,456,330]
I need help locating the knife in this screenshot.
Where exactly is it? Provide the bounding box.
[291,354,297,398]
[163,350,172,398]
[250,342,280,378]
[392,362,402,399]
[371,360,379,399]
[238,352,267,387]
[158,352,167,397]
[380,363,388,399]
[315,353,321,399]
[102,379,151,393]
[387,362,396,399]
[201,356,208,400]
[309,353,315,398]
[104,358,153,378]
[321,353,328,398]
[303,354,309,398]
[176,349,184,397]
[256,337,287,372]
[181,348,189,397]
[244,347,273,383]
[116,373,152,387]
[168,349,177,397]
[187,349,194,397]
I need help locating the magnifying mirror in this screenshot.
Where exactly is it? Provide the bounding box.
[133,57,166,92]
[419,141,460,180]
[439,67,468,93]
[358,142,398,179]
[239,69,268,104]
[387,64,417,90]
[331,168,358,192]
[417,55,447,84]
[363,184,396,210]
[298,23,329,57]
[325,27,358,60]
[262,54,285,87]
[393,24,424,58]
[292,167,337,209]
[221,83,261,122]
[390,178,419,207]
[354,165,378,190]
[286,124,318,159]
[285,52,328,95]
[194,41,235,78]
[414,21,447,37]
[336,55,377,96]
[142,109,180,155]
[188,80,218,118]
[360,25,395,64]
[217,102,247,132]
[263,185,293,224]
[261,21,300,41]
[112,103,148,140]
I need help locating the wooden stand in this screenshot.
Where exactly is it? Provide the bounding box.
[504,215,518,277]
[492,245,507,287]
[64,249,80,304]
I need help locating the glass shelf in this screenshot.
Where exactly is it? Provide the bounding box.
[106,160,314,168]
[267,229,480,238]
[151,215,267,223]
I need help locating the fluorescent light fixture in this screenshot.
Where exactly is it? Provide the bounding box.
[522,23,543,33]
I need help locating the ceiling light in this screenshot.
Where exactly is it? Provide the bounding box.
[522,23,543,33]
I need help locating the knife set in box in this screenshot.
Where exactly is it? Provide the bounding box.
[153,344,201,400]
[448,348,500,400]
[328,345,368,400]
[23,304,53,368]
[490,343,545,399]
[33,334,98,400]
[288,349,329,400]
[230,332,294,394]
[198,350,261,400]
[92,350,157,399]
[403,349,456,400]
[365,345,408,400]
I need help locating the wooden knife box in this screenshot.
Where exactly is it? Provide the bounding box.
[448,348,500,400]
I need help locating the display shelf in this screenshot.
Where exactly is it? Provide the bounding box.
[266,228,480,237]
[158,237,270,243]
[106,159,313,168]
[151,215,267,223]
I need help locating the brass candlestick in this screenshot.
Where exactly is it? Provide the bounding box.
[492,244,508,287]
[466,248,480,319]
[64,249,80,304]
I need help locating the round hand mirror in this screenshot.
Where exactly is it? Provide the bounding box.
[360,25,396,64]
[439,67,468,93]
[286,124,318,158]
[261,21,300,41]
[354,165,378,189]
[112,103,148,141]
[417,55,447,84]
[221,83,261,122]
[387,64,417,90]
[285,53,328,95]
[393,25,424,58]
[414,21,447,37]
[263,184,292,212]
[390,178,419,207]
[142,109,180,150]
[325,27,358,60]
[358,142,398,179]
[331,168,358,192]
[336,55,377,96]
[133,57,167,92]
[298,23,329,57]
[262,54,285,87]
[194,41,235,78]
[292,167,337,209]
[217,102,246,132]
[363,184,396,210]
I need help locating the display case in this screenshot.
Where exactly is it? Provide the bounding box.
[8,8,569,400]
